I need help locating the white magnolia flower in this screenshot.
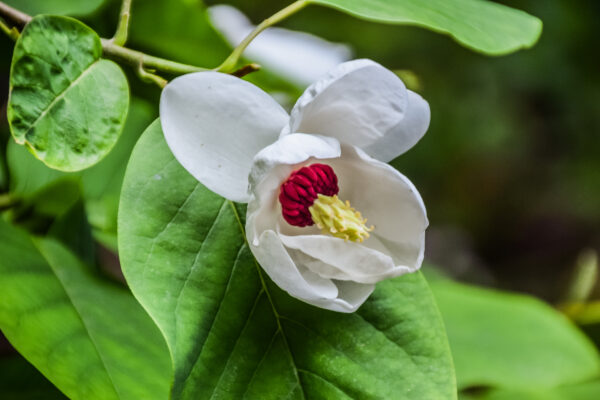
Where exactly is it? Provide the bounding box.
[160,59,430,312]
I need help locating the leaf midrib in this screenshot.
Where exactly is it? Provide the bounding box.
[16,59,101,143]
[227,200,306,400]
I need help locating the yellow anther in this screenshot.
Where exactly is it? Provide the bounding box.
[309,194,374,242]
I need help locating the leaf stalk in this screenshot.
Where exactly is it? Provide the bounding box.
[110,0,132,46]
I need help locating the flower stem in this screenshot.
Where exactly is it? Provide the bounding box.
[100,39,208,75]
[110,0,132,46]
[216,0,309,72]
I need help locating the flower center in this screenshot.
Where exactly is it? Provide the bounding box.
[279,163,373,242]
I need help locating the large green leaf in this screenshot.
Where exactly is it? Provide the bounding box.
[119,120,456,399]
[431,280,600,390]
[4,0,106,16]
[308,0,542,55]
[7,15,129,171]
[0,219,171,400]
[477,380,600,400]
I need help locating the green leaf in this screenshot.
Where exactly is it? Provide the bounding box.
[7,15,129,171]
[4,0,106,16]
[308,0,542,55]
[0,219,171,400]
[431,280,600,390]
[119,120,456,399]
[478,380,600,400]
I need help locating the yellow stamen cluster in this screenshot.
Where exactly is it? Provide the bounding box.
[309,194,374,242]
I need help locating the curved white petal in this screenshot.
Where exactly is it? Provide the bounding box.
[160,71,289,202]
[279,234,410,284]
[209,5,352,86]
[283,59,430,162]
[250,231,374,313]
[361,90,430,162]
[328,145,428,270]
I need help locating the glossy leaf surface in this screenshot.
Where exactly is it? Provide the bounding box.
[309,0,542,55]
[0,220,171,400]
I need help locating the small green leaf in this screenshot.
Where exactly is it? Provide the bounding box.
[119,120,456,399]
[8,15,129,171]
[0,219,171,400]
[431,280,600,390]
[308,0,542,55]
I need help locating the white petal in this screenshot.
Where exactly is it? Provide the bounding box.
[208,5,352,86]
[160,71,289,203]
[249,230,373,313]
[279,234,410,284]
[327,145,428,270]
[361,90,431,162]
[283,59,430,162]
[248,133,341,200]
[331,280,376,312]
[251,230,338,300]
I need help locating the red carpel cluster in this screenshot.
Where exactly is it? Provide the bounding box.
[279,163,339,227]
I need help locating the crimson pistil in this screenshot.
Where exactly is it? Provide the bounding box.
[278,163,339,227]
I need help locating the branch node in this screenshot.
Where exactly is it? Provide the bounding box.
[136,58,168,89]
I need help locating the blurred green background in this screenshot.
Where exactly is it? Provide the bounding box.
[1,0,599,398]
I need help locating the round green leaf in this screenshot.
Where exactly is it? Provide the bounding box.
[308,0,542,55]
[119,120,456,399]
[0,219,171,400]
[8,15,129,172]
